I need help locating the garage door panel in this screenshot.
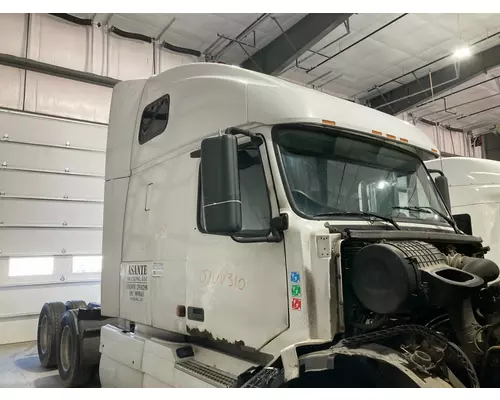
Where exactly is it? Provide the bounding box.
[0,142,105,175]
[0,110,107,150]
[0,110,107,344]
[0,282,101,345]
[0,199,104,226]
[0,170,104,200]
[0,282,101,317]
[0,228,103,256]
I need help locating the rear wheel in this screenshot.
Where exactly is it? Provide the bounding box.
[37,302,66,368]
[65,300,87,310]
[57,310,93,387]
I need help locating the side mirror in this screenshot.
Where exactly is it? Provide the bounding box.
[453,213,472,235]
[427,169,451,211]
[435,175,451,211]
[200,134,242,234]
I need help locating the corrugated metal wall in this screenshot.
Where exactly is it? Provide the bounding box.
[0,13,196,344]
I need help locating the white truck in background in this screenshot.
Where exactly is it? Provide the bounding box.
[426,157,500,279]
[36,63,500,388]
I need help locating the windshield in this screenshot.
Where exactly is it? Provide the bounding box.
[274,127,451,226]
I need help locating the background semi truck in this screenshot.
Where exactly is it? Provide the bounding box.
[426,157,500,277]
[36,63,500,388]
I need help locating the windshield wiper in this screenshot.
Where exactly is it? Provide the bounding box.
[392,206,458,232]
[315,211,401,230]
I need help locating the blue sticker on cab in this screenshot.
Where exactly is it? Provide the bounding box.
[290,272,301,283]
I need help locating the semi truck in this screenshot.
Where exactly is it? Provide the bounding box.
[36,63,500,388]
[425,156,500,282]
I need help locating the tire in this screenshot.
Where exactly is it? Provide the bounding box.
[87,302,101,310]
[57,310,93,387]
[37,301,66,368]
[65,300,87,310]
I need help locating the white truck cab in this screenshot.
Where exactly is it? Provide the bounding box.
[37,63,500,388]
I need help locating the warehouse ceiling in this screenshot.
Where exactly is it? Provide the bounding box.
[70,13,500,136]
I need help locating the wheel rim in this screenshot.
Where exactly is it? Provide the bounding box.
[40,315,49,354]
[60,325,73,372]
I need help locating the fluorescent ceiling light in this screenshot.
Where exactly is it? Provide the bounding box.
[453,47,471,59]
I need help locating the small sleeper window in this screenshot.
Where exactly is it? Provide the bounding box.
[139,94,170,144]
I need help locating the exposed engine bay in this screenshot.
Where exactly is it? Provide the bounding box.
[340,235,500,388]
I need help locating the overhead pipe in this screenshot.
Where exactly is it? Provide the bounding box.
[306,14,408,74]
[51,14,201,59]
[419,117,464,133]
[108,26,202,57]
[372,75,460,110]
[207,14,270,61]
[418,92,500,119]
[456,103,500,120]
[365,29,500,95]
[0,53,119,88]
[162,41,201,58]
[109,26,152,43]
[417,75,500,108]
[49,13,93,26]
[281,19,351,75]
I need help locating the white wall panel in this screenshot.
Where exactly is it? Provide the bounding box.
[0,65,25,109]
[0,170,104,200]
[159,48,194,72]
[0,14,26,57]
[29,14,91,72]
[107,35,154,80]
[24,71,112,123]
[0,199,103,226]
[0,228,103,257]
[0,142,106,175]
[0,109,107,149]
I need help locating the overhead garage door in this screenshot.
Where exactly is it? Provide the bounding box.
[0,109,107,345]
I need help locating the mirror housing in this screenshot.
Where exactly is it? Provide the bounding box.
[435,175,451,211]
[427,168,452,211]
[200,134,242,234]
[453,213,472,235]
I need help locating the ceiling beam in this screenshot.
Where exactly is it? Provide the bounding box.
[366,42,500,115]
[240,13,352,76]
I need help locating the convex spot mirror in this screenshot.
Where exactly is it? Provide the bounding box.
[200,134,242,234]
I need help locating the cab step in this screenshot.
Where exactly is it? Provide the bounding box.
[175,358,237,388]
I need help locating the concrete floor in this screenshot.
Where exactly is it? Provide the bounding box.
[0,341,100,388]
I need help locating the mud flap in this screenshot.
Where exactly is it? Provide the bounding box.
[76,308,117,369]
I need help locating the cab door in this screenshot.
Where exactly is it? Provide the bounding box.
[186,137,288,350]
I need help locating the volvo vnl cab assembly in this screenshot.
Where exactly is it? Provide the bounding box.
[37,63,500,388]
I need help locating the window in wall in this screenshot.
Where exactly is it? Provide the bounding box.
[8,257,54,277]
[138,94,170,145]
[198,144,271,236]
[72,256,102,274]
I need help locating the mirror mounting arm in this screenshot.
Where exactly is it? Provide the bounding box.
[225,127,256,138]
[231,214,289,244]
[427,168,444,177]
[226,127,263,147]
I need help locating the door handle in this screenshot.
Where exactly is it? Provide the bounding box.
[145,183,153,211]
